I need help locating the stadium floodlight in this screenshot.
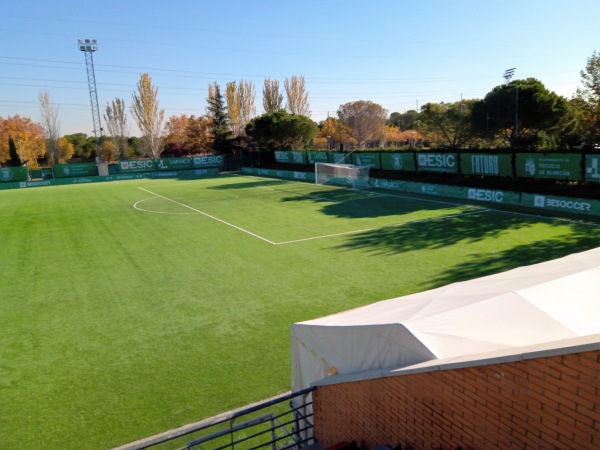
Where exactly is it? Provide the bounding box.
[78,38,104,160]
[503,67,516,83]
[315,162,370,190]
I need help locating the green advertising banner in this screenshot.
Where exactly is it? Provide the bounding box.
[329,152,351,164]
[192,155,224,168]
[242,167,315,182]
[289,151,308,164]
[380,152,416,172]
[522,193,600,216]
[515,153,582,180]
[53,163,98,178]
[461,153,512,177]
[416,152,458,173]
[585,154,600,183]
[274,150,291,163]
[0,166,29,183]
[150,168,220,178]
[307,151,329,164]
[157,157,192,171]
[118,159,156,173]
[352,152,381,169]
[370,178,521,207]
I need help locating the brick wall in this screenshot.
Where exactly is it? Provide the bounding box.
[313,350,599,449]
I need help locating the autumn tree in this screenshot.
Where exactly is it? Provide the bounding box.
[131,73,164,159]
[186,115,213,154]
[162,114,213,156]
[573,50,600,147]
[39,90,61,165]
[284,75,310,116]
[225,82,242,137]
[320,117,355,150]
[337,100,387,147]
[207,81,231,153]
[226,80,256,137]
[384,125,403,146]
[163,114,189,155]
[263,78,284,114]
[57,137,75,162]
[104,98,129,160]
[420,99,477,149]
[102,140,118,161]
[0,115,46,166]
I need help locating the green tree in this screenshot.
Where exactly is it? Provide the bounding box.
[127,136,145,158]
[472,78,568,148]
[63,133,96,159]
[245,110,319,150]
[387,110,419,130]
[420,100,477,149]
[573,50,600,147]
[207,81,232,154]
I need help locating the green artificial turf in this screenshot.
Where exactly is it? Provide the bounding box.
[0,174,597,449]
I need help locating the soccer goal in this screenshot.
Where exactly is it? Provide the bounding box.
[315,162,370,190]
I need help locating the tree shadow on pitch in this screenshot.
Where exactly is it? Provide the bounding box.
[430,231,599,287]
[333,215,598,287]
[332,210,547,254]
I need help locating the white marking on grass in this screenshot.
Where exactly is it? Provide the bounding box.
[137,187,278,245]
[133,197,198,215]
[257,185,387,203]
[276,208,491,245]
[480,207,600,227]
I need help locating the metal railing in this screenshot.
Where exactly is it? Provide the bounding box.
[119,387,316,450]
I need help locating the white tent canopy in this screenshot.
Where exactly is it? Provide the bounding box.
[291,247,600,392]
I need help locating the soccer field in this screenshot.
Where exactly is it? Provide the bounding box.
[1,174,598,449]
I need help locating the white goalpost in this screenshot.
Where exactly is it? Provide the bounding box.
[315,162,370,190]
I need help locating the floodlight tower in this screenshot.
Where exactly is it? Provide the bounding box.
[503,67,516,83]
[78,38,104,159]
[503,68,519,146]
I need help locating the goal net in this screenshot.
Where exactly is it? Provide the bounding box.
[315,163,370,189]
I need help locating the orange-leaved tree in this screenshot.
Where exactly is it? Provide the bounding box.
[0,115,46,166]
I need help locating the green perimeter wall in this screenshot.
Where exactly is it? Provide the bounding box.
[272,150,600,182]
[242,166,600,217]
[0,168,220,191]
[0,166,29,182]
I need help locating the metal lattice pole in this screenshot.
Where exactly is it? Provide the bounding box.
[78,39,104,160]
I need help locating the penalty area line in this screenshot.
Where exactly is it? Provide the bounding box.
[137,187,278,245]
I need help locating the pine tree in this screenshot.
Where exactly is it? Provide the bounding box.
[207,82,232,154]
[8,137,23,166]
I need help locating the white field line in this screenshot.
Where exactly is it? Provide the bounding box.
[133,197,198,215]
[276,208,491,245]
[256,185,387,203]
[137,187,278,245]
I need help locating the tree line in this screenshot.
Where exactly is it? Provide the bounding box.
[1,51,599,168]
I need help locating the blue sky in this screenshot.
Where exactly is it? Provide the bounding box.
[1,0,598,136]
